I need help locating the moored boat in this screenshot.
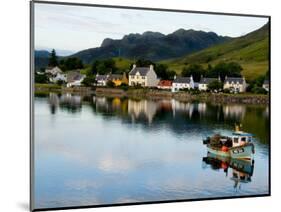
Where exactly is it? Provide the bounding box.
[202,152,254,188]
[203,125,255,160]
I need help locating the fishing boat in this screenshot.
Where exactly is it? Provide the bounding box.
[203,125,255,160]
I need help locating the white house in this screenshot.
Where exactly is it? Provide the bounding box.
[66,71,86,87]
[223,76,247,93]
[45,66,63,76]
[96,74,110,86]
[128,64,159,87]
[50,72,67,83]
[262,79,269,92]
[198,76,220,91]
[171,76,194,92]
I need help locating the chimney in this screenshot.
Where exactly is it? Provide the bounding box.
[174,75,177,80]
[133,64,136,69]
[149,64,154,70]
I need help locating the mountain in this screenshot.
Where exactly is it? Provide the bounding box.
[70,29,231,64]
[164,23,269,80]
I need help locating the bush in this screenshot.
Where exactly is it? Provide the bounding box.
[190,89,201,95]
[35,73,49,83]
[207,80,223,92]
[106,80,115,88]
[223,88,230,93]
[251,86,267,94]
[120,82,129,91]
[56,79,64,86]
[82,75,96,86]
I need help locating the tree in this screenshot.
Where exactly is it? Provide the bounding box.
[82,75,96,86]
[91,59,117,75]
[48,49,58,67]
[132,59,155,68]
[208,80,223,92]
[246,73,268,93]
[59,57,84,71]
[35,72,48,83]
[251,86,267,94]
[206,62,242,80]
[106,80,115,88]
[155,64,176,80]
[181,64,206,82]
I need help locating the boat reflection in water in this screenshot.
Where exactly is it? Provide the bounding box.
[202,152,254,190]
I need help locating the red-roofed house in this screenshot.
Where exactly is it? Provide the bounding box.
[157,80,173,90]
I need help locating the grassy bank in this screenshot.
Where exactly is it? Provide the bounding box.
[35,83,94,95]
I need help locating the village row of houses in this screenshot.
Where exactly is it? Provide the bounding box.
[43,65,269,93]
[44,66,86,88]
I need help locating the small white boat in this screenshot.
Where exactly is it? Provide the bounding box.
[203,125,255,160]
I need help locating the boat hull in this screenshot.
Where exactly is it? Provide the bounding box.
[207,143,254,160]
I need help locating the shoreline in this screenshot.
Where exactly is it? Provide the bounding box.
[34,84,269,105]
[95,88,269,105]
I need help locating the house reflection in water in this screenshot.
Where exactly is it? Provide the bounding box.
[48,93,60,114]
[171,100,207,118]
[48,93,82,114]
[223,104,246,120]
[128,99,158,124]
[93,96,108,111]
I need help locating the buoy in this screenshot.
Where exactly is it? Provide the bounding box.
[221,146,228,152]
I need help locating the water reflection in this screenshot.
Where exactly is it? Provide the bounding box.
[35,93,269,208]
[202,153,254,190]
[45,93,269,144]
[49,93,82,114]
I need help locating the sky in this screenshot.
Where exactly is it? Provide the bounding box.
[34,3,268,55]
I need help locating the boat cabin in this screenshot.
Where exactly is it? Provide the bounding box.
[231,131,253,147]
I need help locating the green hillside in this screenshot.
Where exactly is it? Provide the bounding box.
[162,23,269,80]
[112,57,134,71]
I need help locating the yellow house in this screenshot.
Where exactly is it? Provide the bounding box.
[109,72,128,86]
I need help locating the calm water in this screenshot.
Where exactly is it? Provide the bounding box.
[34,93,269,209]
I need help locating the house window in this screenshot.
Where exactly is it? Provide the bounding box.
[131,76,134,79]
[233,137,239,143]
[142,76,145,79]
[137,76,139,79]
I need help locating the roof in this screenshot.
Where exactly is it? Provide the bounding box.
[45,66,62,74]
[96,75,108,81]
[108,74,123,81]
[129,67,150,76]
[158,80,172,87]
[66,71,84,82]
[224,77,244,84]
[232,131,253,137]
[199,77,218,84]
[173,77,192,84]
